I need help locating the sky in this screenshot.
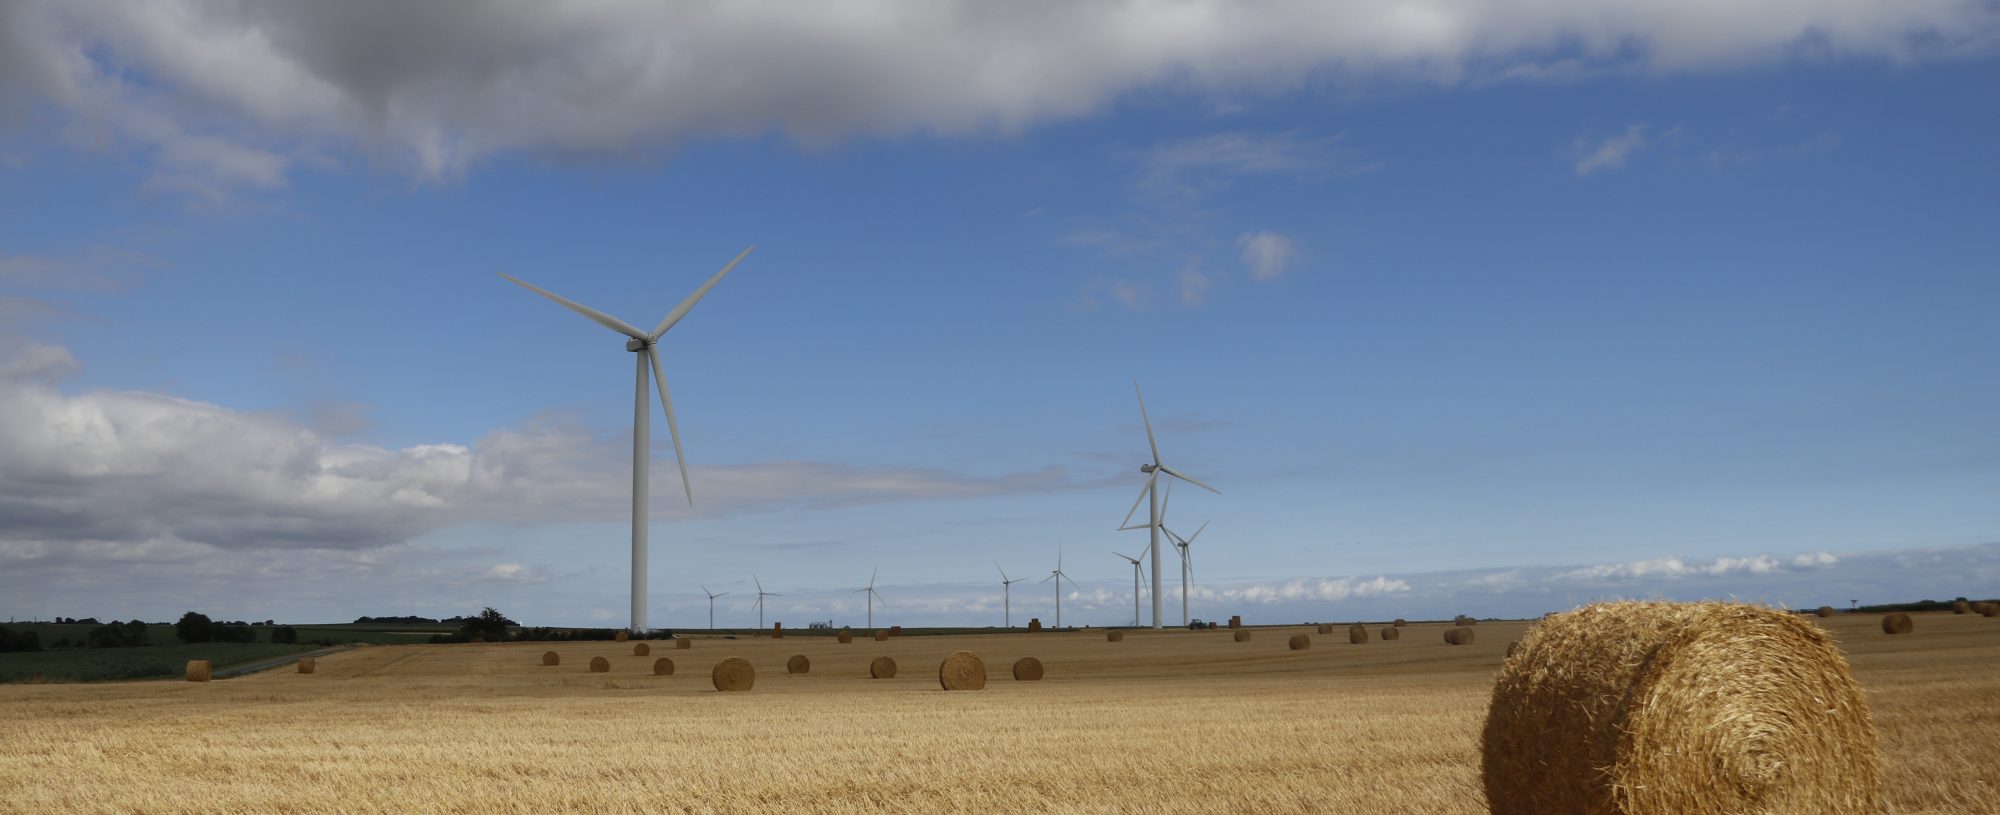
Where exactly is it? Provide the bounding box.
[2,1,1997,629]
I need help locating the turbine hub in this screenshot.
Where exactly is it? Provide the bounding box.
[1140,463,1158,474]
[625,337,651,352]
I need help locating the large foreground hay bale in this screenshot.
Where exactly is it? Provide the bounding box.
[874,630,889,642]
[869,656,898,679]
[1952,600,1971,614]
[1380,626,1400,641]
[711,657,754,691]
[938,651,987,690]
[185,660,210,682]
[1881,613,1913,635]
[1444,627,1474,645]
[1106,630,1124,642]
[1393,618,1406,627]
[1232,629,1251,642]
[1817,606,1835,618]
[1481,601,1881,815]
[615,630,629,642]
[632,643,650,656]
[540,650,560,667]
[1288,634,1310,650]
[837,628,853,643]
[1348,624,1368,644]
[652,657,674,675]
[787,654,810,674]
[297,658,316,674]
[675,637,692,650]
[588,656,610,673]
[1012,657,1044,681]
[1316,624,1333,634]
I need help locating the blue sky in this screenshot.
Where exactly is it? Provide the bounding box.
[2,3,1997,628]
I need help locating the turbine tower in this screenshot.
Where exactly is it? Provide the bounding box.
[500,246,754,632]
[853,568,886,629]
[1113,551,1147,627]
[1119,382,1219,628]
[750,574,782,631]
[699,584,729,630]
[1040,545,1081,629]
[997,563,1031,628]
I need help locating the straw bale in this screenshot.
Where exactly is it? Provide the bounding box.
[1288,634,1310,650]
[675,637,691,650]
[1028,618,1043,632]
[652,657,674,676]
[1011,657,1044,681]
[1952,600,1970,614]
[1380,626,1400,641]
[632,643,650,656]
[837,629,853,643]
[1445,627,1474,645]
[297,658,316,674]
[615,631,629,642]
[1881,613,1912,635]
[869,656,898,679]
[787,654,810,674]
[1983,603,1999,618]
[1106,630,1124,642]
[938,651,987,690]
[1316,624,1333,634]
[540,650,560,667]
[1506,641,1520,658]
[1348,624,1368,644]
[185,660,210,682]
[711,657,754,691]
[1233,629,1251,642]
[1480,601,1882,815]
[588,656,610,673]
[874,630,889,641]
[773,622,784,638]
[1817,606,1835,618]
[1393,618,1407,627]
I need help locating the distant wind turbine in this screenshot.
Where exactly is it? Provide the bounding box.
[1041,545,1082,629]
[1113,550,1147,627]
[997,563,1031,628]
[1119,382,1219,629]
[700,584,729,630]
[1162,520,1207,626]
[499,246,755,632]
[853,568,886,628]
[750,574,782,631]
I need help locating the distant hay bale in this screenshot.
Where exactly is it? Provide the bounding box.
[1233,629,1251,642]
[1288,634,1310,650]
[1881,613,1913,635]
[874,630,889,642]
[1028,618,1043,632]
[1348,624,1368,645]
[1952,600,1971,614]
[1229,615,1242,629]
[773,622,784,638]
[1480,601,1882,815]
[787,654,810,674]
[297,658,316,674]
[1454,615,1478,626]
[938,651,987,690]
[588,656,610,673]
[675,637,692,650]
[185,660,210,682]
[711,657,754,691]
[633,643,650,656]
[870,656,898,679]
[1107,630,1124,642]
[652,657,674,676]
[1983,603,1999,618]
[1817,606,1835,618]
[837,629,853,643]
[1444,627,1474,645]
[1011,657,1044,681]
[1393,618,1406,627]
[540,651,560,667]
[1316,624,1333,634]
[1380,626,1400,641]
[890,625,903,636]
[615,631,629,643]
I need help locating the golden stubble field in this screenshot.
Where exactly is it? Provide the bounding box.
[4,614,1997,814]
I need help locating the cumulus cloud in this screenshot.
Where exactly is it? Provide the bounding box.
[3,2,1995,194]
[1575,123,1651,175]
[1237,230,1296,281]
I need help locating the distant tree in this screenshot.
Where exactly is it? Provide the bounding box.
[212,622,256,643]
[271,625,299,644]
[0,625,42,653]
[458,607,516,642]
[175,611,215,644]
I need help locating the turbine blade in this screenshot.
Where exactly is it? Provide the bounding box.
[1119,474,1155,529]
[1158,464,1219,495]
[853,588,869,593]
[870,566,878,589]
[645,348,694,505]
[1161,478,1174,519]
[996,562,1008,582]
[1040,573,1056,584]
[1185,520,1209,543]
[1135,381,1161,466]
[754,575,763,593]
[498,273,646,339]
[652,245,754,338]
[1062,573,1081,590]
[700,583,710,595]
[716,591,730,598]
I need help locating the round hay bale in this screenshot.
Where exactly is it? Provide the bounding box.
[675,637,691,650]
[1380,626,1400,641]
[1288,634,1310,650]
[1881,613,1913,635]
[1393,618,1407,627]
[1481,601,1881,815]
[1348,624,1368,645]
[938,651,987,690]
[1983,603,1999,618]
[869,656,898,679]
[874,630,889,642]
[588,656,610,673]
[1316,624,1333,634]
[540,650,560,667]
[652,657,674,676]
[1444,627,1474,645]
[1106,630,1124,642]
[614,630,629,643]
[185,660,211,682]
[1232,629,1251,642]
[1816,606,1835,618]
[1011,656,1044,681]
[297,658,316,674]
[837,628,853,643]
[786,654,810,674]
[632,642,650,656]
[1952,600,1970,614]
[710,657,754,691]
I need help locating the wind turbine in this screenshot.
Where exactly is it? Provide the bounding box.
[1119,382,1219,629]
[699,584,729,630]
[1113,551,1147,627]
[1040,545,1081,629]
[749,574,782,631]
[1162,520,1207,626]
[499,246,755,632]
[853,568,886,629]
[997,563,1031,628]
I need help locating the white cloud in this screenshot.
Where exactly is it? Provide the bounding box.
[1237,230,1296,281]
[1178,261,1212,306]
[1554,549,1841,583]
[1575,123,1649,175]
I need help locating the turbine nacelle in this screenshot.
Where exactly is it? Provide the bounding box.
[1139,463,1158,474]
[625,337,652,352]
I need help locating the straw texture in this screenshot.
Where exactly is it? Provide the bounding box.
[1011,657,1044,681]
[711,657,754,691]
[937,651,987,690]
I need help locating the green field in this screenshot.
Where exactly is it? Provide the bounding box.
[0,642,318,683]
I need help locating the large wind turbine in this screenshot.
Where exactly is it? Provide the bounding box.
[1119,383,1219,628]
[997,563,1031,628]
[750,574,782,630]
[1040,546,1081,629]
[699,584,729,630]
[500,246,754,632]
[1113,551,1146,627]
[853,568,886,629]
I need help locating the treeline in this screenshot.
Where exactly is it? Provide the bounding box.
[1855,597,1996,614]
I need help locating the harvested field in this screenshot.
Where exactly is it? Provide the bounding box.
[2,615,1995,814]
